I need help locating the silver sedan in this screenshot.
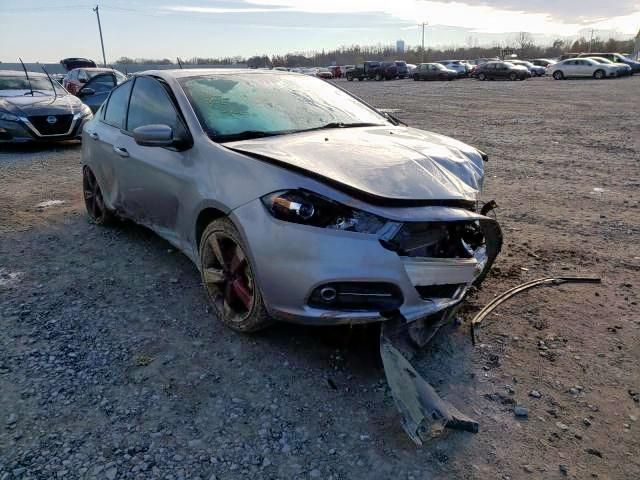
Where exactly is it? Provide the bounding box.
[81,69,502,332]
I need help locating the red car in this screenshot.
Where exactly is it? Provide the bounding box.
[63,68,126,95]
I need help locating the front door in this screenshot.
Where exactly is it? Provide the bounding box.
[114,76,193,248]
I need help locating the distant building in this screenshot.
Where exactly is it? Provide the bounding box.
[634,29,640,60]
[396,40,405,54]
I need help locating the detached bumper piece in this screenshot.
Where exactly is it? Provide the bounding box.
[380,312,478,445]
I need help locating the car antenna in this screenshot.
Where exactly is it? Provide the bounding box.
[177,57,183,69]
[39,63,58,101]
[18,57,34,96]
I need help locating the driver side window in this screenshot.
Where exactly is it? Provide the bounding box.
[127,77,186,138]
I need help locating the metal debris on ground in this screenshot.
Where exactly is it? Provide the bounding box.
[470,276,602,345]
[380,313,478,446]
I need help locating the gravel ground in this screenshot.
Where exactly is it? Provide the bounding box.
[1,75,639,480]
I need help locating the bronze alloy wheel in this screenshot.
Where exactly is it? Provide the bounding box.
[83,166,113,225]
[199,219,271,332]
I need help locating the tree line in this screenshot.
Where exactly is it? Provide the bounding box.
[113,35,636,68]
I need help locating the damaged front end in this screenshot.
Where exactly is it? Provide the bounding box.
[375,204,502,445]
[381,312,479,445]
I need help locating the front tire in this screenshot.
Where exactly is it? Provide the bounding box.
[509,72,517,81]
[594,69,605,80]
[553,71,564,80]
[478,72,486,81]
[83,166,114,225]
[375,73,382,81]
[199,218,272,333]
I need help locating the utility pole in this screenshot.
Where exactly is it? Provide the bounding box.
[588,29,595,53]
[420,22,427,63]
[93,5,107,67]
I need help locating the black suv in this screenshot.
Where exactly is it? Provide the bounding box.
[475,61,530,81]
[346,61,398,81]
[394,61,409,78]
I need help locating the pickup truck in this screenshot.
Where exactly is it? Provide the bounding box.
[346,61,398,81]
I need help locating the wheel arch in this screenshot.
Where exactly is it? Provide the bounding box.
[195,205,229,250]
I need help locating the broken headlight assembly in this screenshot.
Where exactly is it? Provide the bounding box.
[261,189,386,234]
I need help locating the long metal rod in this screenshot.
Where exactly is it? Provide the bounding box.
[470,276,601,345]
[18,58,34,96]
[420,23,426,63]
[93,5,107,67]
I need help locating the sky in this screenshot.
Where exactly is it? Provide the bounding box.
[1,0,639,62]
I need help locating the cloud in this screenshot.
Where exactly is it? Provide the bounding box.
[457,0,640,22]
[167,0,640,35]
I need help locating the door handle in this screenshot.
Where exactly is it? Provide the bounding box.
[89,132,99,140]
[113,146,129,158]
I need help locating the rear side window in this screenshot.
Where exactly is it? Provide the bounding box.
[87,74,116,94]
[127,77,184,135]
[103,80,133,129]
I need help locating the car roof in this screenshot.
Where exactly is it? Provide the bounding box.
[0,70,47,77]
[71,67,119,72]
[135,68,312,80]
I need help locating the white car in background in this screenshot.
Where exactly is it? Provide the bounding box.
[436,60,467,77]
[584,57,632,76]
[510,60,546,77]
[549,58,619,80]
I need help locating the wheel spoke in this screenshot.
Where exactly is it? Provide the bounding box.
[91,194,98,217]
[203,267,225,285]
[229,245,246,275]
[231,278,252,310]
[85,170,95,190]
[208,234,227,269]
[95,192,105,217]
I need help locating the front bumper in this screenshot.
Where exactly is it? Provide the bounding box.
[0,113,90,143]
[232,199,499,325]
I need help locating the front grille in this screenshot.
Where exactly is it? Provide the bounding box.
[28,114,74,136]
[383,221,483,259]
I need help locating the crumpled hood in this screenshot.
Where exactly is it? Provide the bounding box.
[227,126,485,202]
[0,94,84,117]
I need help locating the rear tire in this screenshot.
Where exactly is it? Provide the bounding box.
[83,166,114,225]
[199,218,272,333]
[553,71,564,80]
[346,75,353,81]
[375,73,382,81]
[509,72,517,81]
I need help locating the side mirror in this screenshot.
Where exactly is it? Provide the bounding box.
[78,87,95,96]
[133,124,174,147]
[79,77,88,84]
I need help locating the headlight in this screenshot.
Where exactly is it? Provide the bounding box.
[79,104,92,117]
[261,189,386,234]
[0,111,20,122]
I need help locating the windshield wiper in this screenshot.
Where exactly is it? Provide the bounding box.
[23,90,50,96]
[295,122,384,133]
[214,130,293,143]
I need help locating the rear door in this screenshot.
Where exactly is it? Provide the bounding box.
[84,79,134,211]
[113,76,192,246]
